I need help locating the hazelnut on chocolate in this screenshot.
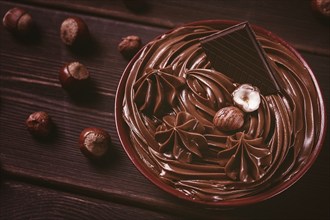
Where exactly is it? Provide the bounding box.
[118,35,142,59]
[213,106,244,131]
[232,84,261,113]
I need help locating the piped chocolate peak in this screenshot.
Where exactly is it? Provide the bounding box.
[200,22,280,95]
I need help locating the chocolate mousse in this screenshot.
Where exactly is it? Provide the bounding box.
[121,22,323,202]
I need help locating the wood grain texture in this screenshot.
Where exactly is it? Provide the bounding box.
[0,1,329,220]
[12,0,330,56]
[0,180,181,220]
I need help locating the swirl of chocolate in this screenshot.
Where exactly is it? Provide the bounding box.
[134,66,185,115]
[180,68,234,130]
[218,132,272,182]
[155,111,207,162]
[122,24,322,201]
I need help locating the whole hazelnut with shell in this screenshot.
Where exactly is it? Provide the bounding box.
[60,16,90,47]
[59,61,90,91]
[2,7,34,35]
[118,35,142,59]
[213,106,245,131]
[79,127,112,159]
[25,111,53,138]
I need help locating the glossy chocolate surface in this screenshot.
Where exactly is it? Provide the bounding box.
[120,23,323,202]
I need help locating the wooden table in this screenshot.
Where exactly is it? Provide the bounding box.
[1,1,329,219]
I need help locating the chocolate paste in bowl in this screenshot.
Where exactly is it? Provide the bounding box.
[121,23,322,202]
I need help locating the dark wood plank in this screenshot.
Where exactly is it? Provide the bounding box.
[12,0,330,56]
[0,2,184,215]
[2,140,329,220]
[0,1,329,220]
[0,180,181,220]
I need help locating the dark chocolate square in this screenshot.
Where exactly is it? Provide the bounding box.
[200,22,280,95]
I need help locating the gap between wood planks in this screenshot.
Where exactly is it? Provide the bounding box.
[8,0,175,29]
[7,0,330,57]
[0,167,234,220]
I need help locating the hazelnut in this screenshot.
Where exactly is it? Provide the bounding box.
[60,17,90,47]
[25,111,53,138]
[311,0,330,21]
[213,106,244,131]
[232,84,261,112]
[2,7,34,35]
[118,35,142,59]
[79,127,112,159]
[59,61,90,91]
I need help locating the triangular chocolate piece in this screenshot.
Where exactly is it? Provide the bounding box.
[200,22,280,95]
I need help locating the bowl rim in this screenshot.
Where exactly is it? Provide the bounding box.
[114,19,327,207]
